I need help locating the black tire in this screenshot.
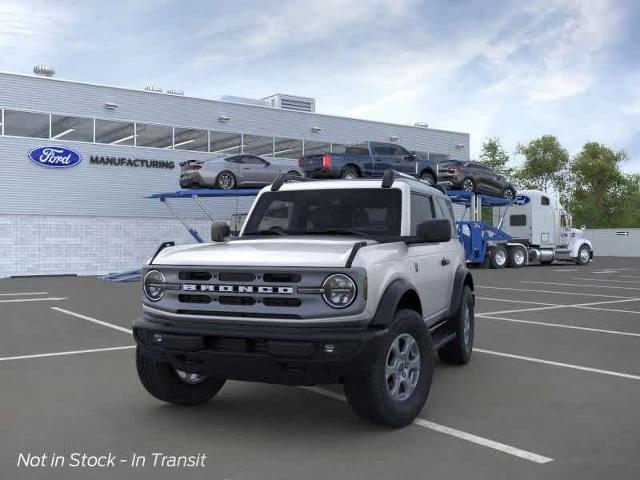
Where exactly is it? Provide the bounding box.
[507,246,526,268]
[576,244,591,265]
[420,172,436,186]
[462,177,475,192]
[215,170,236,190]
[341,166,359,180]
[439,286,474,364]
[344,309,434,428]
[503,187,516,200]
[489,245,507,269]
[136,348,225,406]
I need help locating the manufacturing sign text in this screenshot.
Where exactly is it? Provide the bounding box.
[29,147,82,168]
[90,156,175,169]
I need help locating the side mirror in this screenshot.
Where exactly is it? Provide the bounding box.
[406,152,417,161]
[416,219,452,243]
[581,224,587,231]
[211,222,231,242]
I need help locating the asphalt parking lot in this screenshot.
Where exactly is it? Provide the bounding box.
[2,257,640,480]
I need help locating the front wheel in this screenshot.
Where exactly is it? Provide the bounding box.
[576,244,591,265]
[344,309,433,427]
[136,348,226,406]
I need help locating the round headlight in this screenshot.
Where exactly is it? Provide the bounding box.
[143,270,166,302]
[322,274,357,308]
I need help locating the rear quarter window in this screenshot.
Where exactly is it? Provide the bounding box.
[510,214,527,226]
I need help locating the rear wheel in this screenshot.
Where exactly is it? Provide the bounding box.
[439,286,474,364]
[420,172,436,186]
[215,171,236,190]
[462,178,475,192]
[489,245,507,269]
[507,246,526,268]
[576,244,591,265]
[136,348,226,406]
[344,309,433,427]
[503,187,515,200]
[341,167,359,180]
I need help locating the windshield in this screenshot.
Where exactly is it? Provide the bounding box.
[243,188,401,238]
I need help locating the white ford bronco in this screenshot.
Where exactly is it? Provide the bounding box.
[134,170,475,427]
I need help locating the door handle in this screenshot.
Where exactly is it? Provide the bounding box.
[242,167,251,170]
[441,257,450,266]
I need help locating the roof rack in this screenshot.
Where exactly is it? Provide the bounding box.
[271,173,315,191]
[381,169,448,194]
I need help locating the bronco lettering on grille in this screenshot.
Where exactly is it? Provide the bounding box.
[181,284,294,294]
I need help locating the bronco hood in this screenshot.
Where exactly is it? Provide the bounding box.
[151,237,368,268]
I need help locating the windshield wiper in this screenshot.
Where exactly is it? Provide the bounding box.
[303,229,371,238]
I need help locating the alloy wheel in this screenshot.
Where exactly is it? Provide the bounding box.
[385,333,421,402]
[462,179,474,192]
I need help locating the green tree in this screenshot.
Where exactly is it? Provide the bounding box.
[568,142,639,228]
[478,137,512,175]
[515,135,569,194]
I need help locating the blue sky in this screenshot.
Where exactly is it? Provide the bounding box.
[2,0,639,171]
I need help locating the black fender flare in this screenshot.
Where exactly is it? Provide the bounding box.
[448,266,474,318]
[369,279,416,328]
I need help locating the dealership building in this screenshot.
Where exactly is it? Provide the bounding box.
[0,70,470,277]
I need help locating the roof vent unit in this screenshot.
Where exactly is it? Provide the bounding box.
[167,89,184,96]
[33,65,55,77]
[219,95,271,107]
[263,94,316,113]
[144,85,163,93]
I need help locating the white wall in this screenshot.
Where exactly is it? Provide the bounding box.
[583,228,640,257]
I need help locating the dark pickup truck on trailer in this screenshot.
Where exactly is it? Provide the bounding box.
[298,141,439,185]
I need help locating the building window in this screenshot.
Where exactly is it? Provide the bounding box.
[173,127,208,151]
[303,140,330,156]
[243,134,273,156]
[209,131,241,154]
[95,119,135,145]
[273,137,303,158]
[331,143,348,154]
[3,110,49,138]
[136,123,173,149]
[51,115,94,142]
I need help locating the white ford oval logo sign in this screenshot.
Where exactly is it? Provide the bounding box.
[29,146,82,168]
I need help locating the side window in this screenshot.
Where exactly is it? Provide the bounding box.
[410,193,435,235]
[510,214,527,226]
[372,144,391,155]
[226,156,242,163]
[435,197,457,236]
[242,155,265,165]
[541,196,550,206]
[388,145,408,157]
[560,214,567,228]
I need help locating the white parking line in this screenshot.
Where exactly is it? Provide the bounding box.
[573,277,640,284]
[479,315,640,338]
[0,345,135,362]
[476,349,640,381]
[301,387,553,464]
[522,281,640,291]
[0,291,49,296]
[478,297,640,316]
[552,269,576,272]
[0,297,67,304]
[51,307,132,334]
[477,285,632,299]
[476,297,558,306]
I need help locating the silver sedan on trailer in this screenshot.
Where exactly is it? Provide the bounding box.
[179,154,304,190]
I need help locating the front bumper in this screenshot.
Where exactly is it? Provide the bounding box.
[133,314,388,385]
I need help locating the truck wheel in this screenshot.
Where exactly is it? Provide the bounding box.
[507,246,526,268]
[576,244,591,265]
[503,187,515,200]
[439,286,474,364]
[341,167,359,180]
[344,309,433,427]
[462,178,475,192]
[136,348,226,406]
[489,245,507,269]
[420,172,436,185]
